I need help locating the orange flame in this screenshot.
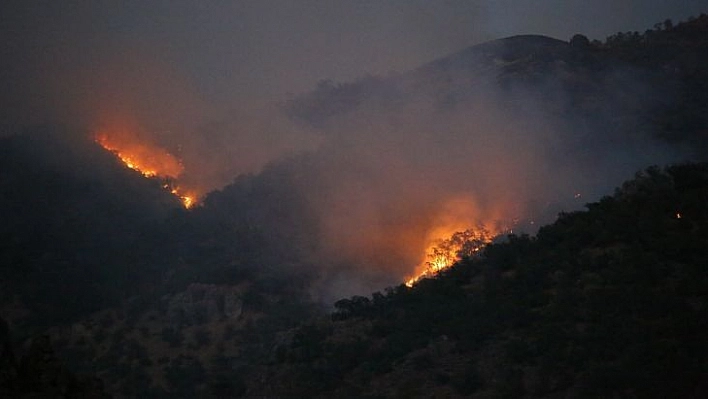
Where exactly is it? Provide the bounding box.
[95,131,198,208]
[405,227,493,287]
[404,197,506,286]
[170,187,197,209]
[95,133,184,178]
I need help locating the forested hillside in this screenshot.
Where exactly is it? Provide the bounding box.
[259,163,708,397]
[0,129,184,330]
[1,14,708,398]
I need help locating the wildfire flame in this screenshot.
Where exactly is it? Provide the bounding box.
[95,132,198,208]
[405,226,494,287]
[403,197,506,287]
[170,186,196,209]
[95,134,183,178]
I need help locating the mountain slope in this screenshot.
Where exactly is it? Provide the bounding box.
[0,128,184,330]
[258,163,708,398]
[286,17,708,159]
[1,15,707,398]
[47,164,708,397]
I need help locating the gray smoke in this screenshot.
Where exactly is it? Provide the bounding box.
[0,1,700,300]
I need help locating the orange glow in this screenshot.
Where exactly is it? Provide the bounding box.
[95,131,199,208]
[95,133,183,178]
[170,187,197,209]
[404,197,505,287]
[405,227,494,287]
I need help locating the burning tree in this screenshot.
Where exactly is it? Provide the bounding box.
[407,226,493,286]
[94,132,198,208]
[425,228,492,274]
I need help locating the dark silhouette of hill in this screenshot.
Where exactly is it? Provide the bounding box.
[286,34,631,125]
[0,130,322,396]
[286,16,708,159]
[42,163,708,397]
[0,317,109,398]
[600,14,708,154]
[0,14,707,397]
[0,128,184,331]
[256,163,708,397]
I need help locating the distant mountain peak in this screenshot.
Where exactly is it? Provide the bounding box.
[420,34,578,74]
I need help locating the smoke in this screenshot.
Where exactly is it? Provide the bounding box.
[4,1,704,131]
[1,2,699,301]
[197,37,687,302]
[484,0,708,40]
[14,34,688,301]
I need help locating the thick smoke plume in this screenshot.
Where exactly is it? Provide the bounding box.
[1,0,697,301]
[14,36,690,301]
[192,37,686,301]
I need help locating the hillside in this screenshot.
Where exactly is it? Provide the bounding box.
[0,317,109,398]
[1,14,708,398]
[286,15,708,160]
[0,129,186,331]
[256,163,708,398]
[37,162,708,397]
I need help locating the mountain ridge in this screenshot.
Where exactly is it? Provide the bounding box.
[1,14,707,397]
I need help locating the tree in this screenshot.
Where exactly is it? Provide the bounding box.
[570,34,590,48]
[664,19,673,31]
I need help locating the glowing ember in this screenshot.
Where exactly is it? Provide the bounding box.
[95,132,199,208]
[406,227,493,287]
[170,187,196,209]
[95,134,183,178]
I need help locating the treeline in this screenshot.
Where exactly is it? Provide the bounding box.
[0,130,186,329]
[0,317,109,398]
[0,129,319,334]
[260,163,708,398]
[597,14,708,157]
[599,13,708,48]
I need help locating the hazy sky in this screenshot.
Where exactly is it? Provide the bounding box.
[2,1,706,117]
[2,1,702,296]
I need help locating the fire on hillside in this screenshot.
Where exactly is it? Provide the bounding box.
[405,226,495,287]
[402,197,513,286]
[95,132,198,208]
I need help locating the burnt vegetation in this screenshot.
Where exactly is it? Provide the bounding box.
[2,14,708,398]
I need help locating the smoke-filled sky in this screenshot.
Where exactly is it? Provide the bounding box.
[1,1,704,298]
[1,1,706,128]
